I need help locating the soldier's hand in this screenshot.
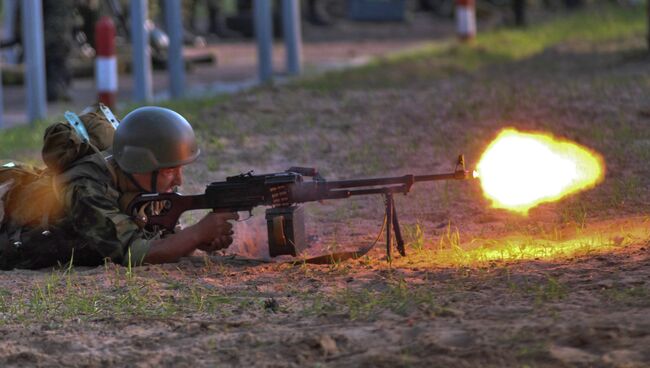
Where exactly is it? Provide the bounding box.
[195,212,238,251]
[198,231,235,253]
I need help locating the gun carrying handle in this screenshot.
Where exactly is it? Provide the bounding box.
[287,167,317,177]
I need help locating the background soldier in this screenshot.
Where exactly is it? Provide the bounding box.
[43,0,75,102]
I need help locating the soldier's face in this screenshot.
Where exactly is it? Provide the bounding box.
[132,166,184,193]
[156,166,184,192]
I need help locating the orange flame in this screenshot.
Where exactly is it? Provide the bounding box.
[476,128,605,214]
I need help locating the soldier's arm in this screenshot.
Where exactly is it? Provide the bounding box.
[63,178,236,265]
[64,179,237,265]
[142,212,237,264]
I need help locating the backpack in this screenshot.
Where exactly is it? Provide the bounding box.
[1,105,117,227]
[42,110,116,174]
[0,161,61,228]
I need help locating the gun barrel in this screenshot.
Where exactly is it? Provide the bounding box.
[414,169,473,182]
[323,175,414,189]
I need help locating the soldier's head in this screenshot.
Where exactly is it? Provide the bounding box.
[113,106,200,193]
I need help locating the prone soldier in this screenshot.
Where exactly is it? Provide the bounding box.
[0,106,238,269]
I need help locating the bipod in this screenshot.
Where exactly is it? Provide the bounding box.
[384,193,406,261]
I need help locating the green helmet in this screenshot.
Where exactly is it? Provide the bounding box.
[113,106,200,173]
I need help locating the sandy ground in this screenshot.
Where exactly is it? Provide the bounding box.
[0,218,648,367]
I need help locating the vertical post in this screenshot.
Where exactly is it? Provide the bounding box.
[0,0,13,128]
[254,0,273,83]
[22,0,47,123]
[0,58,4,129]
[95,16,118,109]
[2,0,19,64]
[164,0,185,98]
[282,0,302,76]
[131,0,153,102]
[647,0,650,52]
[455,0,476,42]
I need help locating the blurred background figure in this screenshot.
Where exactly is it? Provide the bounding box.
[74,0,101,52]
[512,0,526,26]
[43,0,75,102]
[185,0,229,36]
[563,0,584,9]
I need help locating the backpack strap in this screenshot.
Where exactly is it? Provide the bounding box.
[64,111,91,143]
[98,103,120,130]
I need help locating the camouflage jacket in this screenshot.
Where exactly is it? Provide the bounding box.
[0,153,158,269]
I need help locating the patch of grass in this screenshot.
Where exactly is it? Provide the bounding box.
[343,279,438,320]
[303,293,338,317]
[296,5,644,91]
[0,119,50,163]
[507,275,568,305]
[189,284,233,314]
[609,176,643,208]
[516,342,550,361]
[0,264,256,324]
[532,276,568,304]
[123,94,233,130]
[398,223,642,269]
[304,277,439,320]
[403,221,425,252]
[601,286,650,307]
[438,222,462,252]
[479,6,644,58]
[558,200,588,228]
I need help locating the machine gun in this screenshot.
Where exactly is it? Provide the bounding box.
[127,155,475,260]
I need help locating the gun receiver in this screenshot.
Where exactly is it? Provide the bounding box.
[127,155,475,259]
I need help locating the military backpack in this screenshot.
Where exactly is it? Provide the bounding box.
[0,104,118,269]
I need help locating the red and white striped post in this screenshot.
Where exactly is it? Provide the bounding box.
[455,0,476,42]
[95,16,117,109]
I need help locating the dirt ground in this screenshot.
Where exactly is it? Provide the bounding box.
[0,220,648,367]
[1,6,650,368]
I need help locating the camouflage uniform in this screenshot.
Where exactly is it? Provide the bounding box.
[0,153,157,270]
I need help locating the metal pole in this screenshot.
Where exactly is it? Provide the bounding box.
[0,0,19,129]
[164,0,185,98]
[2,0,19,64]
[254,0,273,83]
[131,0,153,102]
[282,0,302,75]
[22,0,47,123]
[0,58,4,129]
